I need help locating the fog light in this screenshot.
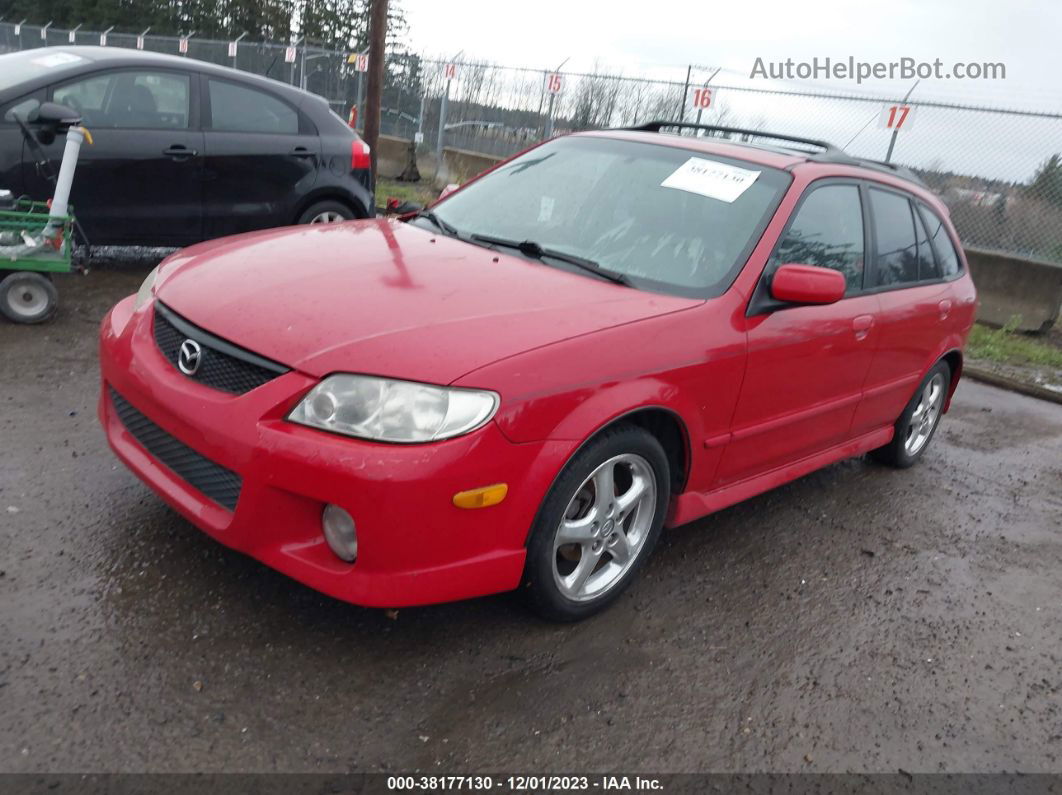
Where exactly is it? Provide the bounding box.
[322,504,358,562]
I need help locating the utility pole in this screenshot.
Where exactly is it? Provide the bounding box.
[884,80,919,164]
[364,0,389,191]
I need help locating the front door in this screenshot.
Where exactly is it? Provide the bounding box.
[716,181,880,486]
[30,69,204,246]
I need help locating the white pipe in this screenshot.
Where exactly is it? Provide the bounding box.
[48,126,85,222]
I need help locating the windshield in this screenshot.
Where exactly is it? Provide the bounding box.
[0,50,89,93]
[429,135,791,297]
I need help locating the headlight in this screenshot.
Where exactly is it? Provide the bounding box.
[287,374,499,443]
[133,266,158,310]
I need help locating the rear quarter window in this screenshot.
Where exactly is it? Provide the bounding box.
[917,203,963,278]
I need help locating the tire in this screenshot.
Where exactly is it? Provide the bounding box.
[297,200,356,225]
[869,360,951,468]
[523,424,671,621]
[0,272,58,324]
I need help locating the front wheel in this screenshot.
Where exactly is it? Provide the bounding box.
[523,425,670,621]
[870,361,951,468]
[0,271,58,324]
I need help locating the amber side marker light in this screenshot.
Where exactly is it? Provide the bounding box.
[453,484,508,509]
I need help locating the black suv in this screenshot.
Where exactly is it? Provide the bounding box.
[0,47,374,246]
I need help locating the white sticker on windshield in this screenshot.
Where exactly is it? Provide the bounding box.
[31,52,85,68]
[660,157,760,203]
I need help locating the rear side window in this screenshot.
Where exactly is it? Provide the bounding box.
[774,184,865,292]
[208,80,298,134]
[913,207,941,280]
[869,188,918,286]
[917,204,962,277]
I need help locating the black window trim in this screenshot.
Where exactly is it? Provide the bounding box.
[47,66,199,131]
[861,181,965,294]
[747,176,871,316]
[199,73,315,136]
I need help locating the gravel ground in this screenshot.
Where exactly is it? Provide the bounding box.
[1,270,1060,774]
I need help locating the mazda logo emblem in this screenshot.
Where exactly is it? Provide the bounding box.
[177,339,203,375]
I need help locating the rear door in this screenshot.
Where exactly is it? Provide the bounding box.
[200,76,321,238]
[30,68,204,245]
[851,186,957,433]
[716,181,881,486]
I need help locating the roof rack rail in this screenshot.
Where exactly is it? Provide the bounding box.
[851,158,927,186]
[625,121,851,159]
[623,120,928,187]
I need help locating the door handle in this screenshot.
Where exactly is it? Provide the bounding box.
[938,299,952,320]
[163,145,197,160]
[290,146,315,158]
[852,314,874,341]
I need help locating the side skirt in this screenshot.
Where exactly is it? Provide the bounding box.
[666,426,894,527]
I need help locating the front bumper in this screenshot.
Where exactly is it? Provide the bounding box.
[98,296,572,607]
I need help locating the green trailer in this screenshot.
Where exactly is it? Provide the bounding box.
[0,197,80,324]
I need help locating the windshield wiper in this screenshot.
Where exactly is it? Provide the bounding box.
[413,209,461,238]
[468,233,632,286]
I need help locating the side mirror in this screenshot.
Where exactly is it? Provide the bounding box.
[28,102,81,145]
[770,263,846,305]
[32,102,82,127]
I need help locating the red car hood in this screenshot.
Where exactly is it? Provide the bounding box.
[155,219,702,384]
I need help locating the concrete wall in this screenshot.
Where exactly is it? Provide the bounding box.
[373,134,503,186]
[964,247,1062,333]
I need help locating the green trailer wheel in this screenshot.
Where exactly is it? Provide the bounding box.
[0,271,59,324]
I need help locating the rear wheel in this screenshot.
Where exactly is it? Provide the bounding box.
[870,361,951,468]
[297,201,355,225]
[0,271,58,324]
[523,425,670,621]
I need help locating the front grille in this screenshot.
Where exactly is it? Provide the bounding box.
[153,303,288,395]
[110,388,242,512]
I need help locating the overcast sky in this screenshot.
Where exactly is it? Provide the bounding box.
[404,0,1061,112]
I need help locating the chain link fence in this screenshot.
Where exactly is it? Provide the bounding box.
[3,21,1061,264]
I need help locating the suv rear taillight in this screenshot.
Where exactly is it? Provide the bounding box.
[352,140,371,170]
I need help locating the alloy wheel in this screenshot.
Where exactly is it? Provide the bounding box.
[904,372,945,456]
[552,453,657,602]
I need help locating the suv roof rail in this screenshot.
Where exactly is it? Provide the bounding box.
[625,121,850,158]
[623,120,927,187]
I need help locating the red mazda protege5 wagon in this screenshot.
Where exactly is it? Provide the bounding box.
[99,122,976,620]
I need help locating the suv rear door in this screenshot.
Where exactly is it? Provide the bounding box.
[200,76,321,238]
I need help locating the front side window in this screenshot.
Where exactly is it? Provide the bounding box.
[53,71,190,129]
[869,188,919,287]
[208,80,298,134]
[774,184,865,292]
[917,203,962,277]
[426,136,792,297]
